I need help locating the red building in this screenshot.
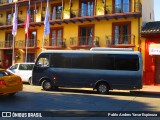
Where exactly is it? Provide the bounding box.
[141,21,160,85]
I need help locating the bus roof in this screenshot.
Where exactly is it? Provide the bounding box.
[90,47,134,51]
[40,50,141,55]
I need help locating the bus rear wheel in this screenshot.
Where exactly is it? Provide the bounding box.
[42,80,52,91]
[97,82,109,94]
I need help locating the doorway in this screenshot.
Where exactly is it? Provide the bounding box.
[3,50,12,69]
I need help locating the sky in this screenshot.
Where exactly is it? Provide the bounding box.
[154,0,160,21]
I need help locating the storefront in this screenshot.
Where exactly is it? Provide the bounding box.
[141,21,160,85]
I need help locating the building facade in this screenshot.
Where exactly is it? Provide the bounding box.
[142,0,154,24]
[141,21,160,85]
[0,0,152,70]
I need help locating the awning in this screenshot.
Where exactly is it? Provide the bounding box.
[149,44,160,55]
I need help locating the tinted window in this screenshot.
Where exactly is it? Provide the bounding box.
[19,64,34,70]
[51,53,72,68]
[72,53,92,69]
[115,54,139,71]
[93,54,115,70]
[28,64,34,70]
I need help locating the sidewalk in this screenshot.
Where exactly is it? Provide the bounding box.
[132,85,160,95]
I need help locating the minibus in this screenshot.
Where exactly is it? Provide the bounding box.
[32,49,142,94]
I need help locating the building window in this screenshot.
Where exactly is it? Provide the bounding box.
[79,25,94,46]
[6,12,12,25]
[8,0,12,3]
[51,4,62,20]
[50,28,63,46]
[112,22,131,45]
[80,0,94,17]
[114,0,130,13]
[5,32,13,48]
[30,9,35,22]
[27,30,37,47]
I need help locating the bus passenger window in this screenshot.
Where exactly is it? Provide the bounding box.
[36,56,49,67]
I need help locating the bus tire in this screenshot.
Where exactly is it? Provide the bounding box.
[97,82,109,94]
[42,80,52,91]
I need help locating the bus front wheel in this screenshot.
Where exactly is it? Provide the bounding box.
[97,82,109,94]
[42,80,52,91]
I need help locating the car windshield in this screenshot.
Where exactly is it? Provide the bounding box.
[10,64,18,70]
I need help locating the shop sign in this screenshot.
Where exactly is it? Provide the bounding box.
[149,44,160,55]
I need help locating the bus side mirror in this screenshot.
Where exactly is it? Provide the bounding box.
[36,62,42,67]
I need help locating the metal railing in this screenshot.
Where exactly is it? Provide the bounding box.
[0,0,13,4]
[44,38,66,47]
[30,15,35,22]
[105,34,135,46]
[0,0,24,4]
[105,2,141,14]
[15,39,39,48]
[50,12,62,20]
[6,19,12,25]
[70,36,99,46]
[70,2,141,18]
[0,17,25,26]
[18,16,25,24]
[0,41,13,48]
[71,9,94,18]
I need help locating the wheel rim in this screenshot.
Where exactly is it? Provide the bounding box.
[98,84,107,93]
[44,81,52,90]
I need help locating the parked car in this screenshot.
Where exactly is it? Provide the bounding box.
[0,69,23,96]
[7,63,34,85]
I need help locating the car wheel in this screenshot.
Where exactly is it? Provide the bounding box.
[8,92,16,97]
[42,80,52,91]
[97,82,109,94]
[28,77,32,85]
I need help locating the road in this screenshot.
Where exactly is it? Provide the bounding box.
[0,84,160,120]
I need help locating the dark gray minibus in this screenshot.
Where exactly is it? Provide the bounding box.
[32,49,143,94]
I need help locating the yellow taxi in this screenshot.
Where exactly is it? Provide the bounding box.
[0,69,23,96]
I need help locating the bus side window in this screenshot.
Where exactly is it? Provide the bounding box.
[36,56,49,67]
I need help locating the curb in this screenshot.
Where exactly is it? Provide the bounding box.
[131,91,160,95]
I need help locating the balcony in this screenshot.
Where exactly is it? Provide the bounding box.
[6,19,12,25]
[41,12,62,21]
[71,9,94,18]
[70,36,99,49]
[0,0,29,4]
[50,12,62,20]
[18,16,25,24]
[0,1,142,29]
[0,0,13,4]
[15,39,40,49]
[0,41,13,49]
[30,15,35,22]
[105,34,135,48]
[105,2,141,14]
[44,38,66,49]
[70,2,141,19]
